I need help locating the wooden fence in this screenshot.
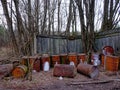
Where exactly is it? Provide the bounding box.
[95,32,120,53]
[36,35,83,55]
[36,28,120,55]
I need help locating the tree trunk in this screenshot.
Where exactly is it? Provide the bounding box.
[34,0,39,34]
[13,0,28,55]
[1,0,19,55]
[75,0,87,53]
[57,0,61,34]
[101,0,109,31]
[65,0,73,36]
[41,0,48,34]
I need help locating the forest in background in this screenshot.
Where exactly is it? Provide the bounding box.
[0,0,120,56]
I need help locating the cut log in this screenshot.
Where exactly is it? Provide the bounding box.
[77,63,99,79]
[0,64,13,79]
[53,64,77,78]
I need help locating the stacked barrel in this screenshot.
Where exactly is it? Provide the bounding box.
[12,55,41,78]
[101,46,120,71]
[11,47,120,79]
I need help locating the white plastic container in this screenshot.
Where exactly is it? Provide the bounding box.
[43,61,50,71]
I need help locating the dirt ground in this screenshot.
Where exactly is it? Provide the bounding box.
[0,69,120,90]
[0,47,120,90]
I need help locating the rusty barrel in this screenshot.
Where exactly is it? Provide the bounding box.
[105,55,119,71]
[21,56,36,66]
[33,56,41,72]
[53,64,76,78]
[41,54,50,70]
[77,53,86,64]
[103,46,114,55]
[21,56,40,72]
[60,54,68,64]
[68,53,78,66]
[51,55,60,67]
[77,63,99,79]
[12,65,28,78]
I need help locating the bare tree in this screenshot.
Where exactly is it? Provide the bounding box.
[41,0,48,34]
[74,0,95,63]
[57,0,61,34]
[74,0,87,53]
[101,0,120,31]
[1,0,19,55]
[34,0,40,34]
[65,0,73,36]
[13,0,29,55]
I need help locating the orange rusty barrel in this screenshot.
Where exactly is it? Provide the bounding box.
[77,53,86,64]
[105,55,119,71]
[21,56,40,72]
[21,56,37,66]
[33,56,41,72]
[12,65,28,78]
[51,55,60,67]
[60,54,68,64]
[41,54,50,70]
[77,63,99,79]
[68,53,78,66]
[53,64,76,78]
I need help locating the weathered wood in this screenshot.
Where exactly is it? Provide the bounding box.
[37,30,120,55]
[36,35,83,55]
[68,79,120,85]
[68,80,113,85]
[77,63,99,79]
[53,64,76,78]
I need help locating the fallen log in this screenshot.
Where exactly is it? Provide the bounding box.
[0,64,13,79]
[68,79,113,85]
[77,63,99,79]
[68,79,120,85]
[53,64,76,78]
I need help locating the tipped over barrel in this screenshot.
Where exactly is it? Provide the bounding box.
[12,65,28,78]
[77,63,99,79]
[53,64,76,78]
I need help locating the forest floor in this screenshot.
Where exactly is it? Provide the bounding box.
[0,47,120,90]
